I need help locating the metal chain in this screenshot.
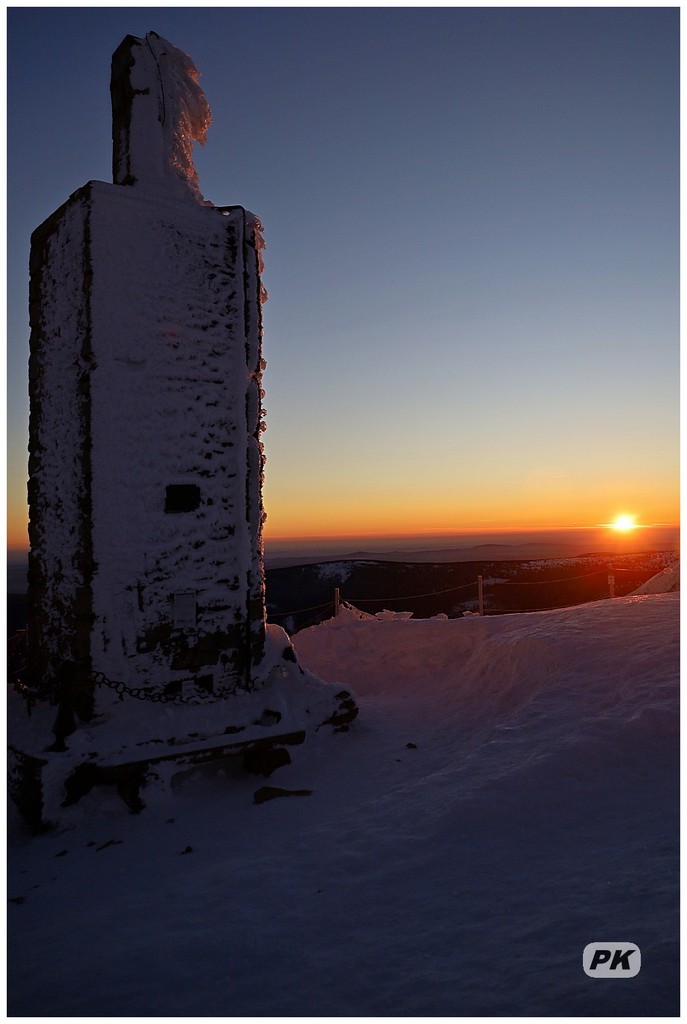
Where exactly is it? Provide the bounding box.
[6,626,245,711]
[91,670,241,704]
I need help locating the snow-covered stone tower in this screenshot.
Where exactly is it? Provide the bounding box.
[28,33,267,713]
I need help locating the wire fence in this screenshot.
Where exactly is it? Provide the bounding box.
[268,599,334,619]
[346,579,477,604]
[267,563,663,629]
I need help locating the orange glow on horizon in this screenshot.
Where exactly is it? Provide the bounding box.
[259,456,679,541]
[6,475,679,552]
[262,503,678,543]
[608,514,637,532]
[7,513,29,553]
[260,482,679,541]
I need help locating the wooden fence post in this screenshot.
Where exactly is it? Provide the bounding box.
[478,575,484,616]
[334,587,340,616]
[608,574,615,599]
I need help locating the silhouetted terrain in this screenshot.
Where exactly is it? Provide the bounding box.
[8,595,27,640]
[7,550,676,639]
[267,550,676,633]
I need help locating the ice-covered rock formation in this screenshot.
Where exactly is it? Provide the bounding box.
[28,33,267,709]
[111,31,212,202]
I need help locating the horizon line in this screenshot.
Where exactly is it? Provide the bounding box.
[7,521,681,554]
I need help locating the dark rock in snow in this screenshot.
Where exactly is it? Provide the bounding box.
[254,709,282,727]
[254,786,313,805]
[319,690,359,730]
[95,839,123,853]
[243,746,291,777]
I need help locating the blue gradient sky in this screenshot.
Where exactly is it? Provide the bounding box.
[7,7,679,548]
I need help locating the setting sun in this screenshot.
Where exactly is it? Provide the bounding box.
[611,515,637,532]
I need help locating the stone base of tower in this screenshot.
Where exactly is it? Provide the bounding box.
[9,625,358,832]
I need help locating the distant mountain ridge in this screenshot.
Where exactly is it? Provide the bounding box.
[266,541,657,568]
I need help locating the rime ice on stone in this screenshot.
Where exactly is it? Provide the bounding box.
[14,31,358,833]
[111,32,212,202]
[27,33,267,710]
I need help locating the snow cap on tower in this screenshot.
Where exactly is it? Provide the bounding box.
[111,31,212,202]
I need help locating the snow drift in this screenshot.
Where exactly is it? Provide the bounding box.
[293,595,679,806]
[8,593,679,1016]
[627,556,679,596]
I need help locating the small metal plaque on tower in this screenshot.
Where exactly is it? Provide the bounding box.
[173,592,197,629]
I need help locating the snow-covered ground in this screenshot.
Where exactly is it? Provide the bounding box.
[316,559,376,584]
[8,592,679,1016]
[628,558,680,596]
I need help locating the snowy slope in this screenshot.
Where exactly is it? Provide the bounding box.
[8,593,679,1016]
[627,557,679,596]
